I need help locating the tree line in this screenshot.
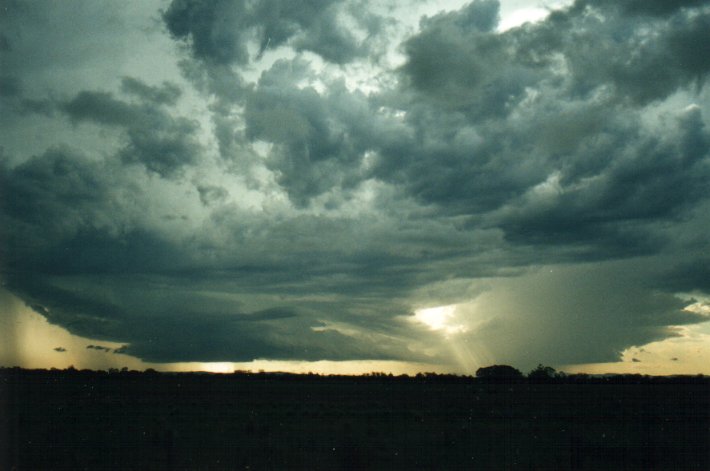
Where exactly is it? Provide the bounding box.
[1,365,707,385]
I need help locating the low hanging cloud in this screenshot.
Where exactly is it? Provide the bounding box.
[1,0,709,371]
[455,261,704,367]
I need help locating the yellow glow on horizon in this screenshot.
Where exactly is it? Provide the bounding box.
[562,323,710,376]
[3,286,708,377]
[0,288,148,371]
[195,362,235,374]
[0,287,449,375]
[153,359,451,376]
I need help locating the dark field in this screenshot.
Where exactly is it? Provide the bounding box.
[2,368,709,470]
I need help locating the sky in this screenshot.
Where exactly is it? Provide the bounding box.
[1,0,709,376]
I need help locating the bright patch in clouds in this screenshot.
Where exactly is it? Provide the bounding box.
[498,1,573,31]
[684,299,710,317]
[414,305,467,335]
[499,7,549,30]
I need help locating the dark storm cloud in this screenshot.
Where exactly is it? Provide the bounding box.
[2,0,710,370]
[495,106,710,249]
[578,0,707,17]
[10,271,418,363]
[0,144,459,362]
[397,0,710,119]
[120,77,182,106]
[0,32,10,52]
[244,60,370,205]
[63,91,139,127]
[660,256,710,293]
[0,147,116,257]
[0,146,186,276]
[459,261,708,368]
[0,75,21,97]
[375,0,710,256]
[399,0,710,112]
[0,75,54,117]
[0,0,156,89]
[183,205,486,298]
[196,184,229,206]
[552,4,710,105]
[163,0,378,65]
[61,88,201,178]
[110,312,401,363]
[399,0,532,118]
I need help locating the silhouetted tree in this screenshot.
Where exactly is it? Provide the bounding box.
[475,365,523,383]
[528,364,556,382]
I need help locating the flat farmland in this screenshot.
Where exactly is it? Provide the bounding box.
[2,369,708,470]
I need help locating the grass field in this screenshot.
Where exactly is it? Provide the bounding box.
[2,368,708,470]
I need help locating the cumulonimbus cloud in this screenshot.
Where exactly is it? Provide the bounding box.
[0,0,708,370]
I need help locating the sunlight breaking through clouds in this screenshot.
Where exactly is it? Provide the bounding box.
[414,305,468,336]
[1,0,709,376]
[412,303,493,375]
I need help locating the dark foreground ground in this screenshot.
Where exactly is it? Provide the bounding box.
[1,368,709,470]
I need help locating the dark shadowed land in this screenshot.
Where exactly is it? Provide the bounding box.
[2,367,708,470]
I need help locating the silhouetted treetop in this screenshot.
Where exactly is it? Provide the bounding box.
[528,364,558,382]
[475,365,523,382]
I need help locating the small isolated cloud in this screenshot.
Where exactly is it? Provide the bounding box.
[86,345,112,353]
[113,345,129,355]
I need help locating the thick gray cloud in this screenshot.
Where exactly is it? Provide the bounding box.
[61,87,201,178]
[578,0,707,18]
[163,0,380,65]
[370,0,710,259]
[548,2,710,105]
[457,261,704,366]
[494,105,709,250]
[197,184,230,206]
[0,75,21,97]
[244,60,374,205]
[0,147,118,258]
[120,77,182,106]
[400,0,532,118]
[1,0,709,371]
[0,0,168,93]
